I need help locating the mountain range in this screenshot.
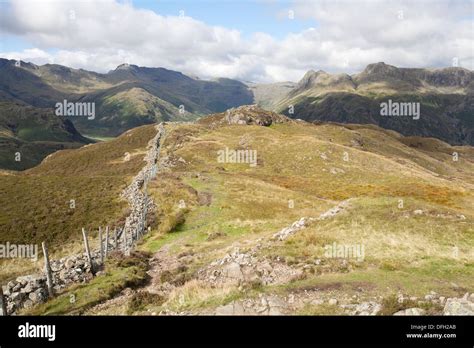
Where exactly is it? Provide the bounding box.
[273,62,474,146]
[0,58,472,170]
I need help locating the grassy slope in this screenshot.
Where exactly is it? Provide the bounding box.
[0,124,158,282]
[8,118,473,315]
[135,120,473,313]
[0,101,91,170]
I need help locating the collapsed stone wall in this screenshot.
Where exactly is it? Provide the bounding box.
[1,123,165,315]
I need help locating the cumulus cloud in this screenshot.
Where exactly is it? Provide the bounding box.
[0,0,472,82]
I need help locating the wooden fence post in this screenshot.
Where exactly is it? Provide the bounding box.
[99,226,104,264]
[82,228,94,274]
[105,226,109,259]
[0,286,7,316]
[41,242,54,298]
[114,228,118,250]
[122,227,127,249]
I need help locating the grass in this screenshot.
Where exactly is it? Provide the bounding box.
[135,119,473,314]
[0,124,158,283]
[23,252,150,315]
[162,280,242,313]
[297,303,345,315]
[378,294,443,315]
[3,114,473,315]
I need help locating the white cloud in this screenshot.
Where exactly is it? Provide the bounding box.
[0,0,472,82]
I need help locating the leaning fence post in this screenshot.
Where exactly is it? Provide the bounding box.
[105,226,109,259]
[99,226,104,264]
[0,286,7,316]
[41,242,54,298]
[122,227,127,249]
[82,228,94,274]
[114,228,118,250]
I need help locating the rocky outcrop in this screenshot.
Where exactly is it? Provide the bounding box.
[224,105,290,126]
[394,308,426,316]
[197,248,303,287]
[215,294,288,315]
[443,293,474,315]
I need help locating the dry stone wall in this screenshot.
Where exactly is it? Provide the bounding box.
[1,123,166,315]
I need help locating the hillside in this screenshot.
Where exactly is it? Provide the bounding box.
[0,58,254,137]
[246,81,297,109]
[274,63,474,145]
[0,101,91,170]
[0,124,158,281]
[10,106,472,316]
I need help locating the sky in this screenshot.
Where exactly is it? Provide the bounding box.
[0,0,473,82]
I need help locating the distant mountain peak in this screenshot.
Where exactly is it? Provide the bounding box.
[115,63,138,70]
[361,62,399,75]
[297,69,329,89]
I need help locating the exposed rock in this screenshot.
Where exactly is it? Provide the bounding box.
[318,199,352,220]
[224,105,290,127]
[353,301,381,315]
[198,248,302,287]
[272,217,310,241]
[443,297,474,315]
[394,308,426,315]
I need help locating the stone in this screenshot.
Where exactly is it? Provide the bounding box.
[223,262,243,281]
[233,302,245,315]
[328,298,338,306]
[7,281,16,291]
[16,276,28,286]
[65,258,75,269]
[215,303,234,315]
[394,308,426,316]
[355,302,381,316]
[23,299,34,309]
[12,283,22,292]
[10,292,26,303]
[443,298,474,315]
[28,290,45,304]
[20,283,33,294]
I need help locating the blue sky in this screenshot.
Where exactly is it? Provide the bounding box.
[0,0,472,82]
[132,0,316,39]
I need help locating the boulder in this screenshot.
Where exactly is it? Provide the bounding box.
[443,298,474,315]
[394,308,426,316]
[65,258,75,269]
[223,262,243,281]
